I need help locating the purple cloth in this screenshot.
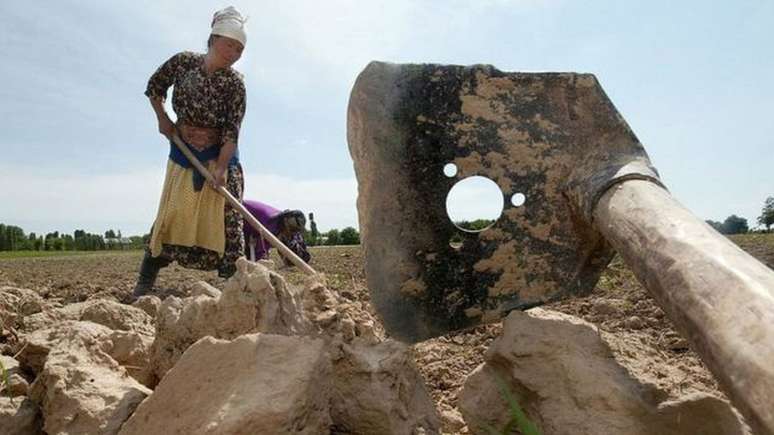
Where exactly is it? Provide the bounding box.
[243,200,283,260]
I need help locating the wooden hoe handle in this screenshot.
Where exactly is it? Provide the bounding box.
[170,133,318,276]
[595,180,774,434]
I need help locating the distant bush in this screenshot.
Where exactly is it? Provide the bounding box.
[323,229,340,246]
[455,219,495,232]
[721,215,749,234]
[758,196,774,231]
[706,215,749,235]
[339,227,360,245]
[319,227,361,246]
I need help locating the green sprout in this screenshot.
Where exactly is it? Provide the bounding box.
[482,373,541,435]
[0,357,10,402]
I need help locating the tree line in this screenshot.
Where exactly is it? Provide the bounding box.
[0,224,146,252]
[706,196,774,234]
[3,195,770,252]
[0,222,361,252]
[304,226,360,246]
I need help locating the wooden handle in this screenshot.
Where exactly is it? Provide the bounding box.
[594,179,774,434]
[171,133,318,276]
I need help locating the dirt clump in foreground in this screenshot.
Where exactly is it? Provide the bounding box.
[0,253,439,434]
[270,246,757,433]
[1,236,771,433]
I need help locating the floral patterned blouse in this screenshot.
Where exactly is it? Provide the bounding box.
[145,51,246,147]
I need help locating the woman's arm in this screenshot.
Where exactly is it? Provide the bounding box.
[149,97,175,139]
[145,52,191,140]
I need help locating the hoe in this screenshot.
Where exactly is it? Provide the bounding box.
[347,62,774,434]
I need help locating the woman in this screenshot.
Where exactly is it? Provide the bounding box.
[242,199,312,266]
[130,6,248,301]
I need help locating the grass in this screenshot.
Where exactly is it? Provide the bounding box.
[483,373,542,435]
[0,358,10,403]
[730,232,774,247]
[0,249,142,259]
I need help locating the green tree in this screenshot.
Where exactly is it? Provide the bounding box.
[62,235,75,250]
[722,215,749,235]
[74,229,86,250]
[455,219,495,232]
[44,232,56,250]
[129,236,146,249]
[339,227,360,245]
[706,220,724,233]
[51,237,64,251]
[105,229,118,249]
[89,234,106,250]
[324,229,340,246]
[302,229,313,246]
[9,226,25,250]
[758,196,774,231]
[308,213,319,246]
[0,225,29,250]
[29,235,36,251]
[68,229,106,251]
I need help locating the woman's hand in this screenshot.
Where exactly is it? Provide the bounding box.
[149,97,175,140]
[211,165,227,189]
[157,114,175,139]
[212,140,236,189]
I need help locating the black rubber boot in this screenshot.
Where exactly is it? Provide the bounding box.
[127,252,169,302]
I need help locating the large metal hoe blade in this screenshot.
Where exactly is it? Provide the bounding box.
[347,61,774,434]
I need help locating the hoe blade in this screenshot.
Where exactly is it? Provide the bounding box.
[347,62,659,342]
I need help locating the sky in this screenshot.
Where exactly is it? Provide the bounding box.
[0,0,772,236]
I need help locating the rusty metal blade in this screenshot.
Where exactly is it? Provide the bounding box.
[347,62,660,342]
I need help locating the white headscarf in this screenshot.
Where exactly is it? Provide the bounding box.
[210,6,247,47]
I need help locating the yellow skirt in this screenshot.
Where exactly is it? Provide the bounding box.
[149,160,226,257]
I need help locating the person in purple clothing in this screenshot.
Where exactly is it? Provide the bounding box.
[243,199,311,267]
